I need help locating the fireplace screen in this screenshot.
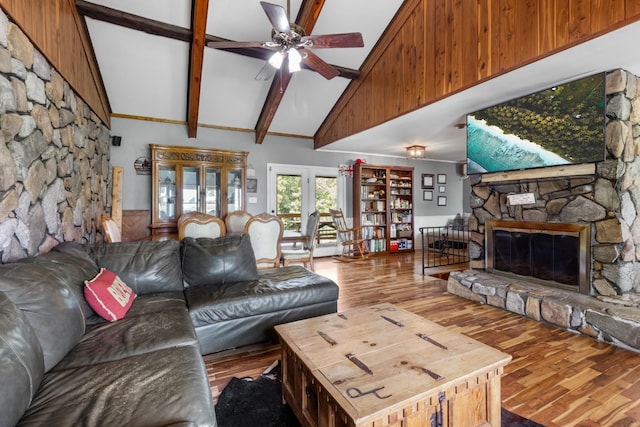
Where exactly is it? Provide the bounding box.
[493,231,578,286]
[486,221,590,294]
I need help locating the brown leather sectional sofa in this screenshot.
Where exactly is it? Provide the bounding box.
[0,235,339,426]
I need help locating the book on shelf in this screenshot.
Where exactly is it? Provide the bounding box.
[361,187,385,200]
[390,239,413,251]
[362,200,386,212]
[391,212,413,224]
[365,238,387,253]
[363,226,385,239]
[362,213,385,226]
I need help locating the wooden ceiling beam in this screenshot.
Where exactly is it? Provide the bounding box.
[76,0,192,41]
[76,0,359,140]
[76,1,357,76]
[76,2,360,79]
[254,0,327,144]
[187,0,209,138]
[296,0,326,29]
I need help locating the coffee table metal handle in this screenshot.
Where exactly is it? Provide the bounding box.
[346,386,392,400]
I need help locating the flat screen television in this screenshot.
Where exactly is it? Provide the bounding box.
[466,72,606,175]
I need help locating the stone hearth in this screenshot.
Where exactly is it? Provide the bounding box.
[448,270,640,351]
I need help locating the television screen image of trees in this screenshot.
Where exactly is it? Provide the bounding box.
[467,73,606,174]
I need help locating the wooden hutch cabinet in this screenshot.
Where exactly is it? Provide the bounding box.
[149,144,248,235]
[353,163,414,254]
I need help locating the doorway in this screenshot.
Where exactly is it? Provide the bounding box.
[267,164,346,257]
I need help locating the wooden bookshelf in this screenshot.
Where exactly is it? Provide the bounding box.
[353,163,414,255]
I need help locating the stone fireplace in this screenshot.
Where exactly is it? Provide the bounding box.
[448,69,640,352]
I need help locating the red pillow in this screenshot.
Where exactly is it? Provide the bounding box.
[84,268,136,321]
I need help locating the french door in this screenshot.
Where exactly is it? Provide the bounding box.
[267,164,346,257]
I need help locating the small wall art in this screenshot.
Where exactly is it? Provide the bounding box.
[134,157,151,175]
[247,177,258,194]
[439,185,446,193]
[437,174,447,184]
[421,173,434,189]
[437,196,447,206]
[423,190,433,201]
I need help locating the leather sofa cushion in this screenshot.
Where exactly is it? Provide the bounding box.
[0,263,85,372]
[186,265,339,327]
[19,344,216,427]
[54,295,197,370]
[90,240,183,294]
[124,291,187,316]
[181,234,258,287]
[83,290,187,325]
[194,301,338,355]
[0,292,44,427]
[23,244,100,321]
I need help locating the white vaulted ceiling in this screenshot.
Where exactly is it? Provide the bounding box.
[82,1,640,162]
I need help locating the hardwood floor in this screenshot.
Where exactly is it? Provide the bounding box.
[203,252,640,427]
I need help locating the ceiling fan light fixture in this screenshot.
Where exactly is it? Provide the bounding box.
[406,145,426,159]
[288,48,302,73]
[268,51,284,69]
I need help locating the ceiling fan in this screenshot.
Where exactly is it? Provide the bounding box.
[207,1,364,80]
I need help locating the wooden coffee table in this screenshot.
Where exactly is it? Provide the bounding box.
[274,303,512,427]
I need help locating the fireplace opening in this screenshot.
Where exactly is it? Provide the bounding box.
[486,221,590,294]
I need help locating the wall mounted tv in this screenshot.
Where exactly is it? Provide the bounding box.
[466,72,606,175]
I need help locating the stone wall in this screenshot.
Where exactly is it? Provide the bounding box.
[0,10,111,262]
[467,69,640,298]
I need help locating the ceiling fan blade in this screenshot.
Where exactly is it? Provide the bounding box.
[255,63,276,81]
[301,49,339,80]
[301,32,364,48]
[208,41,268,49]
[260,1,291,34]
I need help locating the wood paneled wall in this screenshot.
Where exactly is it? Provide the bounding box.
[315,0,640,149]
[0,0,110,126]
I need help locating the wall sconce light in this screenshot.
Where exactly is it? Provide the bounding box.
[406,145,425,159]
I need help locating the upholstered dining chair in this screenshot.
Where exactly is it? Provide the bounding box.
[281,210,320,270]
[225,210,253,235]
[101,213,121,243]
[244,212,284,269]
[176,211,198,230]
[329,208,367,262]
[178,212,226,240]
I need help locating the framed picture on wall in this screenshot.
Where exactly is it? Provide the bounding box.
[247,177,258,194]
[421,174,434,189]
[437,196,447,206]
[439,185,446,193]
[437,174,447,184]
[423,190,433,201]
